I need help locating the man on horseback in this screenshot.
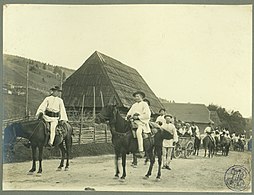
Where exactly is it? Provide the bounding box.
[36,86,68,147]
[127,91,151,158]
[161,114,178,170]
[204,122,216,146]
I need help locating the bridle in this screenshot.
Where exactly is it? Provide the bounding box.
[4,120,43,147]
[97,107,130,137]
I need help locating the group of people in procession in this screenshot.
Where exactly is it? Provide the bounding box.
[28,86,249,169]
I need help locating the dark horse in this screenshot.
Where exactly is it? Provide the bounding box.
[3,119,73,175]
[193,136,201,156]
[95,105,163,181]
[221,136,231,156]
[203,135,215,158]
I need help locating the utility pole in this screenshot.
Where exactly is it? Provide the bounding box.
[25,63,29,117]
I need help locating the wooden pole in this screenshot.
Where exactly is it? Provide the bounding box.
[25,63,29,117]
[93,86,96,142]
[79,94,85,145]
[93,86,96,119]
[60,71,63,98]
[100,90,104,108]
[105,124,107,143]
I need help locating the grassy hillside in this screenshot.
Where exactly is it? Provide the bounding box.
[3,54,75,119]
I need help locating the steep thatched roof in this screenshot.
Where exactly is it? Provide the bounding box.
[62,51,163,113]
[209,111,222,127]
[162,102,212,124]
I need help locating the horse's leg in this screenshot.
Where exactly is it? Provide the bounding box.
[65,138,72,171]
[114,153,120,178]
[28,145,37,174]
[156,147,162,180]
[145,148,155,179]
[204,147,207,157]
[57,142,66,171]
[197,141,200,156]
[132,153,137,166]
[120,153,127,180]
[37,146,43,175]
[193,139,197,155]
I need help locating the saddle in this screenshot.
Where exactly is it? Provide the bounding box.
[43,121,68,146]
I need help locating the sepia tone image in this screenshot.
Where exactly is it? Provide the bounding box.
[2,4,252,192]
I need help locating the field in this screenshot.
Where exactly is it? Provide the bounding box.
[3,150,252,192]
[3,54,75,119]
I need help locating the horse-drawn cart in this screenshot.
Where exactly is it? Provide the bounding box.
[173,136,195,159]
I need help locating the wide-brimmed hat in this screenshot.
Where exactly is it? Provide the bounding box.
[159,108,166,112]
[50,86,62,92]
[164,114,173,119]
[133,91,145,98]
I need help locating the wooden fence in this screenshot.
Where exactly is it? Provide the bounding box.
[2,117,112,145]
[70,121,111,144]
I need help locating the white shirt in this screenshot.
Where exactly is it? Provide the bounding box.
[161,122,178,147]
[204,126,212,134]
[126,101,151,124]
[190,125,200,138]
[177,127,185,136]
[156,115,166,125]
[161,123,178,143]
[36,95,68,121]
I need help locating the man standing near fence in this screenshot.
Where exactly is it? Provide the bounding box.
[161,114,178,170]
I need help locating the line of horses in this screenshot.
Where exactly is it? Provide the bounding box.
[2,105,242,181]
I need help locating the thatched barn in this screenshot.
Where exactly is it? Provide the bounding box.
[162,102,213,133]
[209,111,222,128]
[62,51,163,114]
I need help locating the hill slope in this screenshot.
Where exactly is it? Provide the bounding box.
[3,54,75,119]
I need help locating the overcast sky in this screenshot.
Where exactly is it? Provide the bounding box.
[3,4,252,117]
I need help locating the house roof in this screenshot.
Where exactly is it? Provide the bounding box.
[62,51,163,113]
[162,102,212,123]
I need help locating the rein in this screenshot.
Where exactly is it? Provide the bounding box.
[27,120,44,141]
[98,108,130,137]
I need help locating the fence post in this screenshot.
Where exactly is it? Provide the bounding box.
[105,124,107,143]
[79,94,85,145]
[93,125,96,143]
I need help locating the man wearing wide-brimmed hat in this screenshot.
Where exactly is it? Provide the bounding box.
[161,114,178,170]
[126,91,151,158]
[36,86,68,147]
[156,108,166,126]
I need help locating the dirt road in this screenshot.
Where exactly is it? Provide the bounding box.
[3,150,252,192]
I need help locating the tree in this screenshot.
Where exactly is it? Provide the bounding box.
[43,64,47,70]
[62,71,66,81]
[207,104,247,135]
[29,66,36,72]
[53,66,62,75]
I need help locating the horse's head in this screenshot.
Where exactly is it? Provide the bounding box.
[3,123,19,145]
[95,105,117,124]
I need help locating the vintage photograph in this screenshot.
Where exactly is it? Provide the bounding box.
[2,3,252,192]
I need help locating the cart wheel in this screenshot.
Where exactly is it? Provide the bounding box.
[184,141,194,158]
[173,143,182,159]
